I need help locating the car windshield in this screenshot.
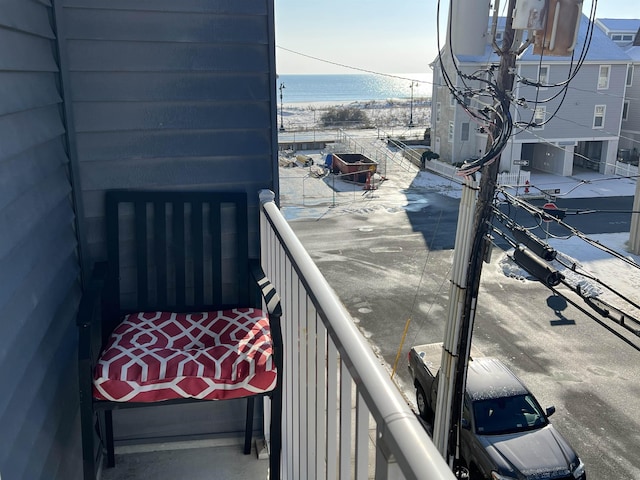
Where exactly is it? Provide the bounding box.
[472,394,548,435]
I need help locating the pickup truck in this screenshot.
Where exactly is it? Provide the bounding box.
[408,343,586,480]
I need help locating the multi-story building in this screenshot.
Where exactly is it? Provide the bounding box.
[594,19,640,165]
[431,14,631,176]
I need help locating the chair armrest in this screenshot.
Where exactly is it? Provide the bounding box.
[77,262,108,365]
[249,260,282,317]
[77,262,108,326]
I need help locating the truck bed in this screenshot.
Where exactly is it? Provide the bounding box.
[411,342,445,377]
[408,342,485,419]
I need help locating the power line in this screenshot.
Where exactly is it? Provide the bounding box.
[499,189,640,269]
[276,45,431,84]
[490,197,640,338]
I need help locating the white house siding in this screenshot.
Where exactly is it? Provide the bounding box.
[0,1,83,479]
[432,55,456,162]
[55,0,279,442]
[431,54,483,164]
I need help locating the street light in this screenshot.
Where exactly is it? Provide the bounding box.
[279,83,286,132]
[408,81,417,127]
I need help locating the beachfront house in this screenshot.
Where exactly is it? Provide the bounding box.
[595,18,640,170]
[619,38,640,167]
[0,1,453,479]
[430,14,631,177]
[597,19,640,170]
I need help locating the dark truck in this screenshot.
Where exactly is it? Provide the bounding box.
[408,343,586,480]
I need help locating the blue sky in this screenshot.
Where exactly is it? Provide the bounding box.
[275,0,638,75]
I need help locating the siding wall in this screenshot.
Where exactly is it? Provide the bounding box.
[0,1,83,479]
[57,0,278,267]
[515,62,627,141]
[621,61,640,147]
[55,0,278,441]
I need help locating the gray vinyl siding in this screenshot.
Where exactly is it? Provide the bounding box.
[515,62,627,140]
[55,0,278,442]
[622,63,640,134]
[0,1,83,480]
[57,0,278,267]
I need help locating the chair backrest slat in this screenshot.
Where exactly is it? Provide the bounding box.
[210,201,223,306]
[192,201,204,306]
[105,190,251,326]
[135,201,149,309]
[172,201,186,307]
[154,201,168,306]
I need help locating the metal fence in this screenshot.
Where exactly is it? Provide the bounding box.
[259,190,455,480]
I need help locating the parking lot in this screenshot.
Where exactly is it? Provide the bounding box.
[281,154,640,479]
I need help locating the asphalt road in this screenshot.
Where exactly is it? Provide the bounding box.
[288,190,640,480]
[500,196,635,239]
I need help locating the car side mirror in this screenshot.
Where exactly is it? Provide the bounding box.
[461,418,471,430]
[546,406,556,417]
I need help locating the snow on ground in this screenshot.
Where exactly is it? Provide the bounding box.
[279,111,640,329]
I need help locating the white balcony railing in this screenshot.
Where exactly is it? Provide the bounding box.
[259,191,455,480]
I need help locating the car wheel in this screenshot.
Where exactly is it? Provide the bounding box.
[416,385,431,420]
[468,464,484,480]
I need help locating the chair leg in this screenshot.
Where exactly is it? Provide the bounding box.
[105,410,115,467]
[80,400,96,480]
[269,387,282,480]
[244,396,255,455]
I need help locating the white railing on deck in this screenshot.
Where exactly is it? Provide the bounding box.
[259,190,455,480]
[615,161,639,177]
[497,170,531,187]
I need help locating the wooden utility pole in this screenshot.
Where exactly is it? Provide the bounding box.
[435,0,518,470]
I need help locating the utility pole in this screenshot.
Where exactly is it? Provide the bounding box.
[432,0,518,472]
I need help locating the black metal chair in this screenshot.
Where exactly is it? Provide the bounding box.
[77,190,282,480]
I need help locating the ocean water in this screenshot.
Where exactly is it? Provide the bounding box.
[276,73,433,104]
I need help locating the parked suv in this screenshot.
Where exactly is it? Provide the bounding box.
[409,346,586,480]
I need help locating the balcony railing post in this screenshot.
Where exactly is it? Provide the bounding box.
[259,190,456,480]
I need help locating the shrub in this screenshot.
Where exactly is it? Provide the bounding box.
[320,106,370,127]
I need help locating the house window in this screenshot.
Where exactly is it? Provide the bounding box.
[436,102,441,122]
[538,65,549,88]
[598,65,610,90]
[448,121,454,142]
[593,105,606,128]
[533,106,546,129]
[450,93,456,107]
[461,122,470,141]
[612,34,634,42]
[623,101,629,121]
[627,65,634,87]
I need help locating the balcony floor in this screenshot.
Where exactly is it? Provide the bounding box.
[100,438,268,480]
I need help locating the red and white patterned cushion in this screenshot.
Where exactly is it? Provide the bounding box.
[93,310,276,402]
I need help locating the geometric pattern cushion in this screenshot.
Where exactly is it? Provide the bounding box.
[93,309,276,402]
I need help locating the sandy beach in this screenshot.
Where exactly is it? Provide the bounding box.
[279,98,432,131]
